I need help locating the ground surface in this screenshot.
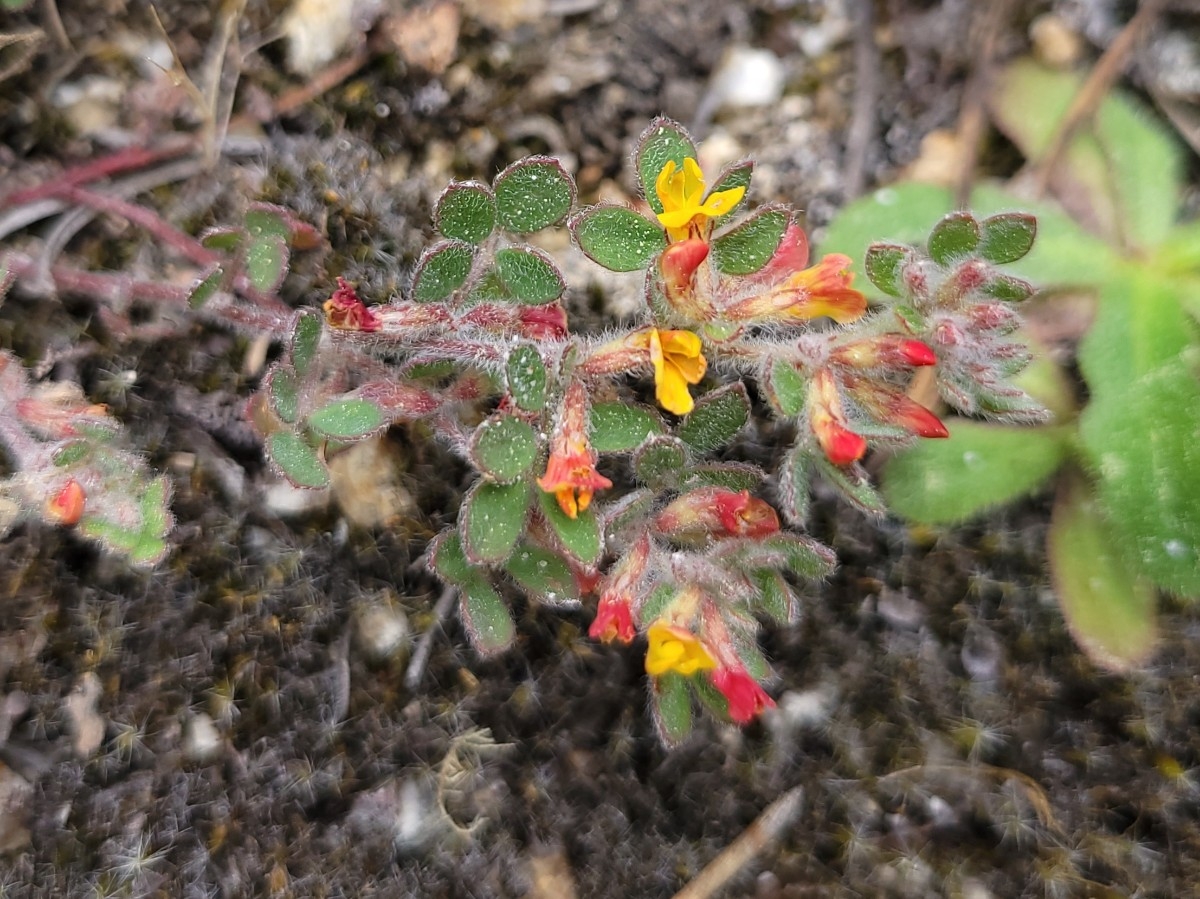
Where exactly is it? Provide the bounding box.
[1,1,1200,897]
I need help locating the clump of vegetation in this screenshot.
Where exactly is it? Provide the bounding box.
[1,116,1040,741]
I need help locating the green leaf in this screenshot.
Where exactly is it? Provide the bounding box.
[459,577,516,656]
[244,204,292,241]
[429,529,472,584]
[636,117,697,215]
[412,240,475,302]
[991,58,1181,250]
[307,399,385,440]
[268,432,329,488]
[1079,358,1200,596]
[291,309,322,378]
[751,570,799,624]
[505,545,579,605]
[267,365,300,423]
[200,227,241,251]
[882,421,1072,525]
[638,583,675,627]
[715,533,836,580]
[928,212,981,265]
[764,359,806,417]
[1049,473,1158,671]
[778,446,814,525]
[588,403,663,453]
[863,243,910,298]
[537,490,601,566]
[711,206,788,276]
[632,436,688,490]
[1078,267,1196,403]
[570,205,667,271]
[244,234,289,293]
[52,441,91,468]
[462,480,530,564]
[707,160,754,223]
[494,246,565,305]
[978,212,1037,264]
[676,383,750,455]
[680,462,764,492]
[493,156,575,233]
[815,455,887,517]
[982,273,1035,303]
[650,673,693,747]
[188,264,224,309]
[435,181,497,244]
[469,414,539,483]
[506,344,547,412]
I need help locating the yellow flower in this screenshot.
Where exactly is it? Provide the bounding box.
[641,328,706,415]
[655,158,746,242]
[645,622,716,677]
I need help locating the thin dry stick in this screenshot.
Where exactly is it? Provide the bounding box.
[842,0,880,200]
[1027,0,1167,200]
[952,0,1016,208]
[405,585,459,691]
[670,786,805,899]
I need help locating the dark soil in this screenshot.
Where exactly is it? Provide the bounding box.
[1,1,1199,897]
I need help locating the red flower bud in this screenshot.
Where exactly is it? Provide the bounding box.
[710,665,775,724]
[809,369,867,466]
[517,304,569,340]
[654,488,780,542]
[589,597,635,644]
[47,479,85,526]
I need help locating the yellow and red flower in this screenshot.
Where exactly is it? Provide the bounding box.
[323,277,381,332]
[46,478,85,527]
[809,368,867,466]
[626,328,707,416]
[723,254,867,324]
[537,382,612,519]
[655,158,746,242]
[654,487,780,543]
[645,621,716,677]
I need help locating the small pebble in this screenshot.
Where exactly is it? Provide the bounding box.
[1030,14,1085,70]
[183,712,222,763]
[709,47,786,111]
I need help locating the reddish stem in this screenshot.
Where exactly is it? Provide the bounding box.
[0,142,194,210]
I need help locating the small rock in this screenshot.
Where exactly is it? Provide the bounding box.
[1030,14,1085,70]
[709,46,787,111]
[355,598,411,662]
[262,479,330,519]
[902,129,967,187]
[876,587,926,631]
[64,672,105,759]
[327,435,416,530]
[281,0,383,76]
[182,712,222,763]
[382,1,461,75]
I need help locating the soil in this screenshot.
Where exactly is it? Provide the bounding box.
[1,1,1199,897]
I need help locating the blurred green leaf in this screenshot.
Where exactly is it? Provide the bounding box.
[815,454,886,517]
[680,462,764,492]
[650,672,693,748]
[493,156,575,233]
[435,181,497,244]
[469,414,539,483]
[307,399,384,440]
[863,243,909,297]
[267,365,299,423]
[1049,472,1158,671]
[589,403,663,453]
[458,577,515,656]
[882,421,1072,525]
[570,205,667,271]
[429,530,472,584]
[711,206,788,275]
[636,117,698,215]
[244,235,289,293]
[188,264,224,309]
[1079,357,1200,597]
[291,310,322,378]
[267,432,328,488]
[462,481,529,565]
[244,204,292,241]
